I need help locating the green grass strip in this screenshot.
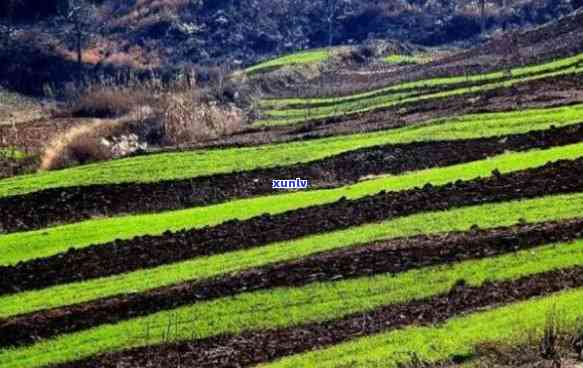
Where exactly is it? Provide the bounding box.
[0,148,26,160]
[2,235,583,368]
[2,141,583,266]
[259,64,583,125]
[245,49,331,74]
[383,54,432,65]
[2,191,583,321]
[261,52,583,109]
[257,60,583,126]
[1,104,583,199]
[262,290,583,368]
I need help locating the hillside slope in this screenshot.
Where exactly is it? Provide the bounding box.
[2,0,581,69]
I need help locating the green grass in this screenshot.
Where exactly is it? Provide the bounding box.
[1,104,583,199]
[2,191,583,321]
[257,55,583,126]
[245,49,331,74]
[3,141,583,266]
[383,54,432,65]
[261,52,583,109]
[2,236,583,368]
[0,148,26,160]
[262,288,583,368]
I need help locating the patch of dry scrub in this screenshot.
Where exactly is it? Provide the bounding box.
[473,308,583,368]
[160,91,244,146]
[67,85,156,119]
[41,75,247,170]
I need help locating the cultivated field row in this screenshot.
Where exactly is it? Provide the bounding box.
[258,53,583,125]
[1,103,583,233]
[2,163,583,367]
[1,138,583,264]
[2,225,583,367]
[262,51,583,109]
[3,218,583,349]
[3,156,583,297]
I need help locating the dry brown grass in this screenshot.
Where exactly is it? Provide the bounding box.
[473,309,583,368]
[40,74,247,170]
[159,91,244,146]
[65,82,158,119]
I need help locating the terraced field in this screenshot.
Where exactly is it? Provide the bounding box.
[258,52,583,125]
[244,49,332,75]
[2,12,583,368]
[383,53,432,65]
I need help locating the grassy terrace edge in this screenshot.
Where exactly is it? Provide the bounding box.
[244,49,331,74]
[257,60,583,126]
[1,104,583,199]
[2,191,583,321]
[262,288,583,368]
[2,237,583,368]
[2,141,583,265]
[260,52,583,109]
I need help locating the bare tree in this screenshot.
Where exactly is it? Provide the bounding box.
[479,0,486,33]
[57,0,99,81]
[325,0,338,47]
[501,0,509,31]
[288,0,306,48]
[323,0,353,47]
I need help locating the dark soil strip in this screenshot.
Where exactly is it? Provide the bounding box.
[2,122,583,234]
[52,266,583,368]
[2,157,583,297]
[3,219,583,349]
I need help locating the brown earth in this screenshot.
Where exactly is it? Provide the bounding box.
[1,157,583,296]
[2,218,583,349]
[1,121,582,233]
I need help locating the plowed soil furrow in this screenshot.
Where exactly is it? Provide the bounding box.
[1,158,583,296]
[1,122,583,234]
[3,219,583,349]
[52,266,583,368]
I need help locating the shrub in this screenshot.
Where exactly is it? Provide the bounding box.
[540,306,562,363]
[66,83,158,118]
[159,91,244,146]
[572,317,583,360]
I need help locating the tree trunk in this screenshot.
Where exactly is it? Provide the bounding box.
[328,18,333,46]
[502,0,507,31]
[327,0,336,47]
[480,0,486,33]
[76,29,82,82]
